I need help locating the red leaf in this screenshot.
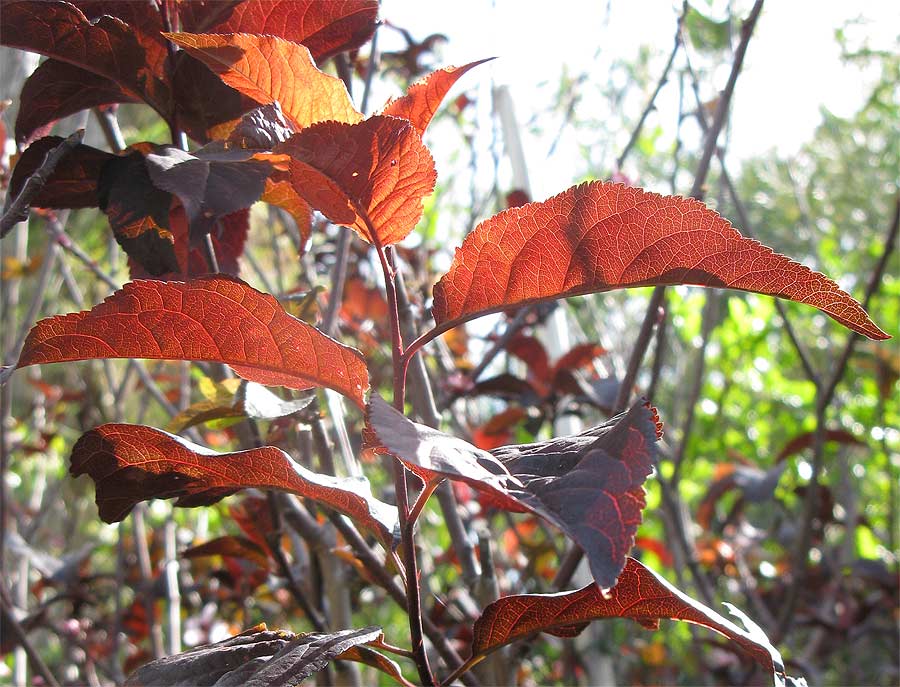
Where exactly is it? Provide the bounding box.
[381,59,492,135]
[776,428,864,462]
[15,60,138,146]
[1,1,170,116]
[433,181,888,340]
[470,557,791,685]
[186,0,379,64]
[552,343,607,377]
[70,424,397,545]
[368,395,661,588]
[164,32,362,131]
[183,535,270,569]
[14,276,369,407]
[505,335,551,385]
[9,136,113,209]
[277,116,436,245]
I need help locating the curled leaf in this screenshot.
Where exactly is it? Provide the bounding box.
[71,424,397,545]
[470,557,795,687]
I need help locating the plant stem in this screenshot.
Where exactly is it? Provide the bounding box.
[373,236,434,685]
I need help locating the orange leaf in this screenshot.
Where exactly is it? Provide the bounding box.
[70,424,397,545]
[184,0,379,64]
[164,32,362,130]
[433,181,888,340]
[278,116,436,245]
[471,557,790,683]
[381,59,493,134]
[13,276,368,407]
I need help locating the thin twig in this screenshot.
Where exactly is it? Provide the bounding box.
[615,1,686,170]
[0,129,84,237]
[0,589,61,687]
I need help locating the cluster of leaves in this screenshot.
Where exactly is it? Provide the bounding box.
[0,1,891,685]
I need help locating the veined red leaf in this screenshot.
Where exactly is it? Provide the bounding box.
[277,116,436,245]
[433,181,888,340]
[15,60,138,146]
[0,1,170,116]
[368,395,660,588]
[185,0,379,63]
[14,276,369,407]
[164,32,362,130]
[8,136,113,211]
[381,59,493,135]
[70,424,396,544]
[470,557,792,686]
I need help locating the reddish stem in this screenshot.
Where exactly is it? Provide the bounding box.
[372,230,435,686]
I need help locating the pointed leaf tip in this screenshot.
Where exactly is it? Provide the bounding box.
[433,181,888,340]
[14,276,369,407]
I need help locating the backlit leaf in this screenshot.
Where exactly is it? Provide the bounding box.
[368,394,661,588]
[9,136,113,210]
[471,557,791,685]
[185,0,379,63]
[433,181,888,340]
[71,424,396,544]
[165,32,362,130]
[1,1,170,116]
[14,276,369,407]
[381,59,493,134]
[277,116,437,245]
[15,60,137,146]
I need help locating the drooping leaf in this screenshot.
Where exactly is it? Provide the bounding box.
[14,276,369,407]
[277,116,437,245]
[368,394,661,588]
[492,402,661,588]
[505,335,551,385]
[15,60,138,146]
[432,181,888,340]
[183,0,379,63]
[71,424,396,544]
[143,144,282,239]
[98,149,180,276]
[470,557,793,687]
[183,535,270,569]
[367,394,521,494]
[223,103,314,246]
[9,136,113,209]
[775,428,864,462]
[164,32,363,130]
[696,462,787,530]
[0,1,170,116]
[381,59,493,134]
[335,644,416,687]
[124,625,381,687]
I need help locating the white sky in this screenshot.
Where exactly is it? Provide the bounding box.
[379,0,898,199]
